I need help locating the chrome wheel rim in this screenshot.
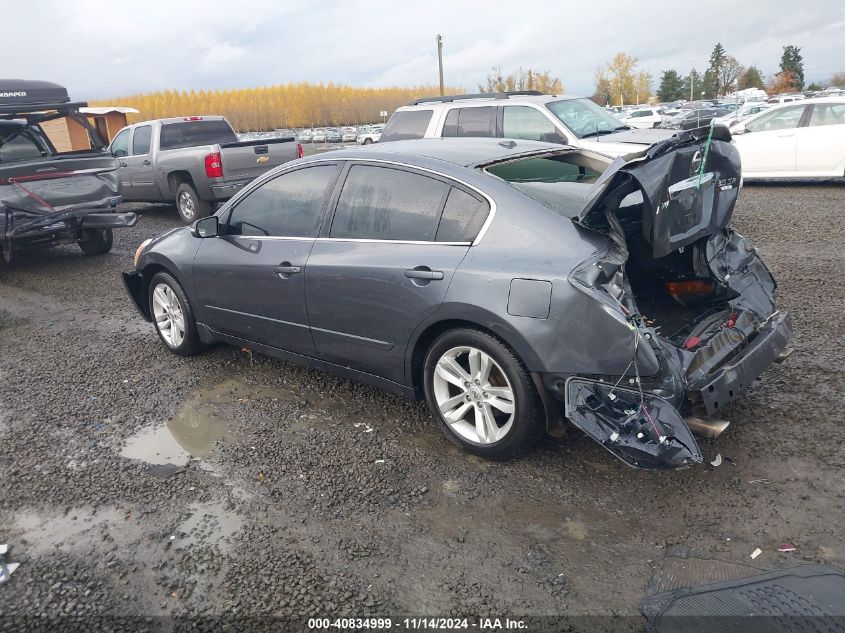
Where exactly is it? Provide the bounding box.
[152,283,185,348]
[178,191,195,220]
[432,346,515,444]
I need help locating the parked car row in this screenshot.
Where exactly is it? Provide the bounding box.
[297,125,383,144]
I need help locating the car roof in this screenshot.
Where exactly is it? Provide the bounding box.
[398,93,582,111]
[129,116,228,126]
[301,138,567,168]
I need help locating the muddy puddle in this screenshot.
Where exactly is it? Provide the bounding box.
[174,501,243,550]
[121,378,347,466]
[13,506,143,555]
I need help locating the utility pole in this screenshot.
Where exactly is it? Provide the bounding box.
[436,34,444,96]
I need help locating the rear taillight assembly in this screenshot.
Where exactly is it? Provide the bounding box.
[297,143,303,159]
[204,151,223,178]
[665,280,716,301]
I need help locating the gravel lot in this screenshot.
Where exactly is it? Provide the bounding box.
[1,181,843,630]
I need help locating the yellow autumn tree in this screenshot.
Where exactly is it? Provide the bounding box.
[594,53,653,106]
[91,83,464,132]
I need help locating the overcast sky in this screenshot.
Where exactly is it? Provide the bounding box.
[5,0,844,100]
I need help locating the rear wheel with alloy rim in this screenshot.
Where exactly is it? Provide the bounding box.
[175,182,210,225]
[423,329,544,458]
[148,271,204,356]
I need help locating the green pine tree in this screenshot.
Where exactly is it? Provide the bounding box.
[657,69,686,102]
[780,45,805,90]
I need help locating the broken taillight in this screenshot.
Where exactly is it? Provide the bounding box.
[665,280,716,301]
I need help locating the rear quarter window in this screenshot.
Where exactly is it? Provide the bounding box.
[380,110,433,142]
[436,187,489,242]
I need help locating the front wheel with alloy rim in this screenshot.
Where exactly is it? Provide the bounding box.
[423,329,544,459]
[175,182,210,224]
[147,271,205,356]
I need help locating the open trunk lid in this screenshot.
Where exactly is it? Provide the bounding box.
[578,126,741,258]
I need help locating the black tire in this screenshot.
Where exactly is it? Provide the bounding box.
[175,182,210,225]
[423,328,544,459]
[147,271,205,356]
[78,228,113,256]
[362,138,373,145]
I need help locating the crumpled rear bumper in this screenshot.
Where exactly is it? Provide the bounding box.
[688,310,792,416]
[558,309,792,470]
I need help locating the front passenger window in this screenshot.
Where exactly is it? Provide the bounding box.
[502,106,560,142]
[745,105,806,133]
[226,165,339,237]
[111,129,130,157]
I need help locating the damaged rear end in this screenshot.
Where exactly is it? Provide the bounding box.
[1,155,132,261]
[563,127,791,469]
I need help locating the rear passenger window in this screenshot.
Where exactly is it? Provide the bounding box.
[436,188,488,242]
[380,110,433,142]
[458,107,494,137]
[226,165,339,237]
[808,103,845,127]
[330,165,447,241]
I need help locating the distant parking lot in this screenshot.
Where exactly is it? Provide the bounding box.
[1,180,843,625]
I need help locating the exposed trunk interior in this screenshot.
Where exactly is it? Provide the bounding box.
[617,199,734,347]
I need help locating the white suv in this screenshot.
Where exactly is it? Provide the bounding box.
[380,91,673,156]
[620,107,664,129]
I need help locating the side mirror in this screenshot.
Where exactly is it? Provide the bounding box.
[192,215,219,238]
[731,123,747,135]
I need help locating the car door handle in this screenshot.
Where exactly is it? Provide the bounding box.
[777,134,795,138]
[404,268,444,280]
[119,161,128,167]
[142,159,151,165]
[273,263,301,278]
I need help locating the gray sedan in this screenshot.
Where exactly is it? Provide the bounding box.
[123,135,791,469]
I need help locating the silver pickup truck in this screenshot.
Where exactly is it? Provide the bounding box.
[110,116,301,223]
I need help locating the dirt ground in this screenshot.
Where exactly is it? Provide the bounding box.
[1,182,843,631]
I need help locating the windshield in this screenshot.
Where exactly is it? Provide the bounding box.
[546,99,628,139]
